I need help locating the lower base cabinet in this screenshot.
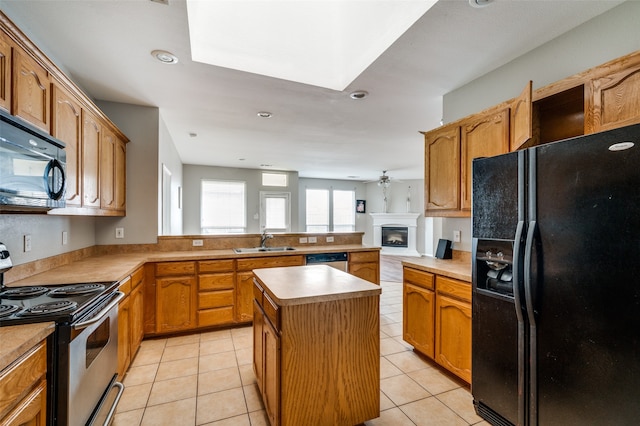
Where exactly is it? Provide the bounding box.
[403,266,472,383]
[0,341,47,425]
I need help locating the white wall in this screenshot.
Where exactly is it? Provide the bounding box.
[95,102,160,245]
[158,113,183,235]
[434,1,640,254]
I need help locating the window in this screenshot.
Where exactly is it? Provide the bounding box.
[305,188,355,232]
[333,190,355,232]
[262,172,288,187]
[201,180,246,233]
[306,189,329,232]
[260,191,291,232]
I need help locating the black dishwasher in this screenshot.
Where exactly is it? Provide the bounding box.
[305,252,348,271]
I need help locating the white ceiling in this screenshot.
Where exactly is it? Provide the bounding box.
[0,0,624,182]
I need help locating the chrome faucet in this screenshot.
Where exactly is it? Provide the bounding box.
[260,230,273,248]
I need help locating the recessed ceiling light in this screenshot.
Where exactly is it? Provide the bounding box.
[469,0,492,8]
[260,164,273,167]
[257,111,273,118]
[347,175,360,179]
[151,50,179,64]
[188,132,197,137]
[350,90,368,100]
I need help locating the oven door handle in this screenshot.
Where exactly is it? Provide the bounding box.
[73,291,125,330]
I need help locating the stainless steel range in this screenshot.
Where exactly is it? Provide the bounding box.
[0,243,125,426]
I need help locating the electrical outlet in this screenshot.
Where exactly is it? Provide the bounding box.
[453,230,461,243]
[308,236,317,243]
[326,236,334,243]
[115,228,124,239]
[192,239,204,247]
[24,234,32,252]
[62,231,68,245]
[299,237,308,244]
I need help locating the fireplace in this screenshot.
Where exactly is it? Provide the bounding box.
[370,213,421,256]
[382,226,408,248]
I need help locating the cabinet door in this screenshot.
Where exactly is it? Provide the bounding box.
[156,276,197,333]
[12,46,50,131]
[1,380,47,426]
[348,262,379,284]
[461,109,510,210]
[117,295,131,378]
[510,81,533,151]
[0,32,11,112]
[424,125,461,212]
[115,137,126,211]
[51,84,82,206]
[588,61,640,132]
[100,127,116,210]
[263,316,280,426]
[253,300,265,394]
[236,272,255,322]
[130,283,144,357]
[435,294,472,383]
[403,283,435,359]
[81,110,101,208]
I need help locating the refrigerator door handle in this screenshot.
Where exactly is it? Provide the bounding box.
[513,219,527,426]
[524,219,538,426]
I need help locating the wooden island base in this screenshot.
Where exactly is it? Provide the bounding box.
[252,265,381,426]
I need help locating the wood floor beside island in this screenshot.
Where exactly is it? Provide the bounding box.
[252,265,381,426]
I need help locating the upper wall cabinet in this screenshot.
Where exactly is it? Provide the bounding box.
[12,45,50,131]
[423,50,640,217]
[0,11,129,216]
[0,32,11,112]
[586,54,640,133]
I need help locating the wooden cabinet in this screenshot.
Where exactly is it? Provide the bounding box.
[424,124,461,213]
[130,267,145,356]
[587,55,640,133]
[253,273,379,426]
[510,81,533,151]
[100,129,126,212]
[348,250,380,284]
[51,83,83,207]
[198,259,236,327]
[156,261,197,334]
[236,255,304,322]
[403,267,435,358]
[435,276,472,383]
[117,278,132,378]
[460,108,510,211]
[81,109,101,208]
[0,31,11,112]
[403,266,471,383]
[0,341,47,425]
[11,45,49,131]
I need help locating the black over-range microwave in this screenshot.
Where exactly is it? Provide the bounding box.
[0,108,66,211]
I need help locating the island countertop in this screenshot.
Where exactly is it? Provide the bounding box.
[253,265,381,306]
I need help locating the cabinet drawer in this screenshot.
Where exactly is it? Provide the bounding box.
[199,273,235,291]
[131,266,144,289]
[198,259,235,273]
[198,306,235,327]
[349,251,379,263]
[262,292,280,331]
[403,267,435,290]
[156,261,195,276]
[0,341,46,419]
[237,255,304,271]
[199,290,234,309]
[436,276,471,302]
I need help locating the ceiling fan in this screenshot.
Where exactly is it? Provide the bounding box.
[366,170,399,187]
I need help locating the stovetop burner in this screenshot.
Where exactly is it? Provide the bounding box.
[17,300,78,317]
[0,286,49,299]
[48,283,106,297]
[0,304,20,318]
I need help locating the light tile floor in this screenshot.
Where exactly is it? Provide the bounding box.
[113,281,489,425]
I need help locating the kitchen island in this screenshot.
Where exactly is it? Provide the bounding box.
[252,265,381,426]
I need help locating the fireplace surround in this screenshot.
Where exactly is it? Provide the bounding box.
[370,213,420,256]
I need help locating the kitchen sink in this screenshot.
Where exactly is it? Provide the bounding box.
[233,246,296,254]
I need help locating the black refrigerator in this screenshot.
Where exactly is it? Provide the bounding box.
[471,123,640,426]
